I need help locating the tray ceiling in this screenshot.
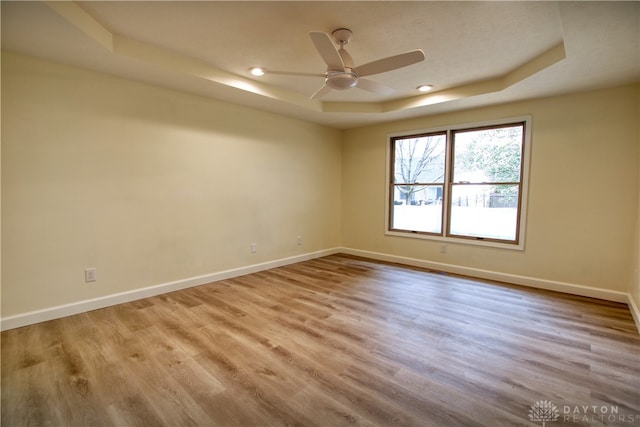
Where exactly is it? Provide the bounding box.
[2,1,639,129]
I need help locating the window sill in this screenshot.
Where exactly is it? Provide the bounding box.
[385,230,525,251]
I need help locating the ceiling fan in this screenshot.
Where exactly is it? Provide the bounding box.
[255,28,425,100]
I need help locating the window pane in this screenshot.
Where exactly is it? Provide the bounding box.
[453,125,523,183]
[394,134,446,184]
[449,184,519,241]
[391,185,443,233]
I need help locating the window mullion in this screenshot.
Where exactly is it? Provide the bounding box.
[443,129,453,238]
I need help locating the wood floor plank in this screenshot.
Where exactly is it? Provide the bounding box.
[2,254,639,426]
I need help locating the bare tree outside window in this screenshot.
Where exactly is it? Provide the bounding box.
[394,134,446,205]
[390,133,446,233]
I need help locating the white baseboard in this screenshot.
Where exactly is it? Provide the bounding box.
[340,247,631,304]
[628,295,640,334]
[0,248,341,331]
[3,246,638,334]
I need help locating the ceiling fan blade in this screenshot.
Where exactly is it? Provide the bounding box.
[339,48,355,69]
[354,49,425,77]
[356,78,395,95]
[310,84,333,100]
[309,32,345,71]
[264,70,325,78]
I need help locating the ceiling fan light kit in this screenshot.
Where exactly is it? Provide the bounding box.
[252,27,425,100]
[325,71,358,90]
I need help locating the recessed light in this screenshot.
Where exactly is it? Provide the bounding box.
[249,67,265,76]
[417,85,434,92]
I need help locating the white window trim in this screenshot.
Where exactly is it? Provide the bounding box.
[385,115,532,251]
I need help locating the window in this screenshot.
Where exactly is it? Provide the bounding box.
[387,117,531,249]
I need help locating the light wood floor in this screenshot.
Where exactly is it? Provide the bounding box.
[2,254,639,426]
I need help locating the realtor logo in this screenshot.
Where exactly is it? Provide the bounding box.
[528,400,640,425]
[529,400,560,426]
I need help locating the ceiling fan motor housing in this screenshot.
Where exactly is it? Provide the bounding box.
[326,70,358,90]
[331,28,353,45]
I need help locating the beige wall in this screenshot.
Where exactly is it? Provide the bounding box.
[2,50,639,323]
[342,84,639,294]
[1,52,342,317]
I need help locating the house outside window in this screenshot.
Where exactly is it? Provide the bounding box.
[387,117,531,250]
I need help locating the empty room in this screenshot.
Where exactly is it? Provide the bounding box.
[2,1,639,426]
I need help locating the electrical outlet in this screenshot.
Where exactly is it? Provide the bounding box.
[440,244,447,253]
[85,268,96,282]
[251,243,257,253]
[297,236,303,246]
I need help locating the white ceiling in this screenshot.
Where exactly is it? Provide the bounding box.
[2,1,639,129]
